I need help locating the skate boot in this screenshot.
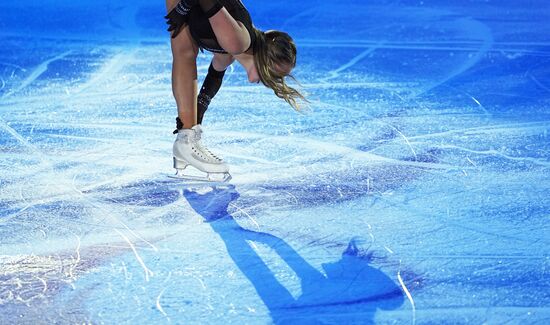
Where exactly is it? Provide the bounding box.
[172,125,231,182]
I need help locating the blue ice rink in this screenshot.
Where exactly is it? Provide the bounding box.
[1,0,549,323]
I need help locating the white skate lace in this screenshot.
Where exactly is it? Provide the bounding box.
[177,132,220,163]
[197,142,222,162]
[193,127,223,163]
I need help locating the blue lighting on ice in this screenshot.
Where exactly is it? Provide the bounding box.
[1,0,549,323]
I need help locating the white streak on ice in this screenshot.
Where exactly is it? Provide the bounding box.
[321,45,381,82]
[437,144,550,167]
[469,94,491,117]
[71,174,159,252]
[156,288,169,319]
[2,51,72,99]
[36,276,47,293]
[114,229,154,282]
[218,131,458,170]
[156,272,173,321]
[72,50,135,95]
[195,276,207,290]
[281,191,299,204]
[366,178,371,195]
[381,124,418,161]
[0,117,48,162]
[68,235,81,280]
[529,73,550,93]
[3,186,32,224]
[229,203,260,231]
[297,39,550,54]
[398,266,416,325]
[250,242,259,251]
[414,17,493,97]
[0,61,27,71]
[407,121,550,140]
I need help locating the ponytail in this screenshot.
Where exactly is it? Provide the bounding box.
[253,29,306,110]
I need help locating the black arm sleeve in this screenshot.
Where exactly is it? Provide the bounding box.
[197,62,226,124]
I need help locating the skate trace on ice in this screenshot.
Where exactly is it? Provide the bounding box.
[1,0,550,324]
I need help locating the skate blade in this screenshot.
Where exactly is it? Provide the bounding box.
[168,170,232,183]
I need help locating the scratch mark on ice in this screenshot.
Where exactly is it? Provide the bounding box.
[529,73,550,93]
[229,203,260,231]
[71,174,159,252]
[115,229,154,282]
[36,276,47,293]
[156,288,170,319]
[68,235,82,280]
[321,45,381,82]
[387,125,418,161]
[2,51,72,99]
[469,94,491,116]
[195,276,207,290]
[398,265,416,325]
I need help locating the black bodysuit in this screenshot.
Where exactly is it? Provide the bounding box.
[188,0,256,53]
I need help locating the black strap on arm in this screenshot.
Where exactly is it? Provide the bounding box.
[173,62,226,133]
[197,62,226,124]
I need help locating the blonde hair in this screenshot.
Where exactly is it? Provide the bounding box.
[253,29,306,110]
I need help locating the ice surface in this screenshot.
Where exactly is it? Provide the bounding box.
[1,0,549,324]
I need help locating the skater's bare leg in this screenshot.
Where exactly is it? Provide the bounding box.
[167,0,199,128]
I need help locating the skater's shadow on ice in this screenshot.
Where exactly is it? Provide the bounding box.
[183,186,404,324]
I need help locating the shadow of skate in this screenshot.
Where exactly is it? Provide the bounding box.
[183,185,404,324]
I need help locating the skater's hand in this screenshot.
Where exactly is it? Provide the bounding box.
[164,6,188,39]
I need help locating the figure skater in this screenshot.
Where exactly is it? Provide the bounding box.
[165,0,305,181]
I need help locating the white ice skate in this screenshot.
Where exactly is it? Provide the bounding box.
[171,125,232,182]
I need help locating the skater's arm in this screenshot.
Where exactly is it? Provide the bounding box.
[208,9,251,54]
[197,0,251,55]
[212,52,235,71]
[197,53,234,124]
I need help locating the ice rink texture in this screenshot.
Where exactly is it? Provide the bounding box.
[0,0,549,324]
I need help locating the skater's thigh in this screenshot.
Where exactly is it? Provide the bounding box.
[170,26,198,57]
[165,0,198,58]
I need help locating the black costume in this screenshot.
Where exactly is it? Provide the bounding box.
[167,0,256,129]
[188,0,256,54]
